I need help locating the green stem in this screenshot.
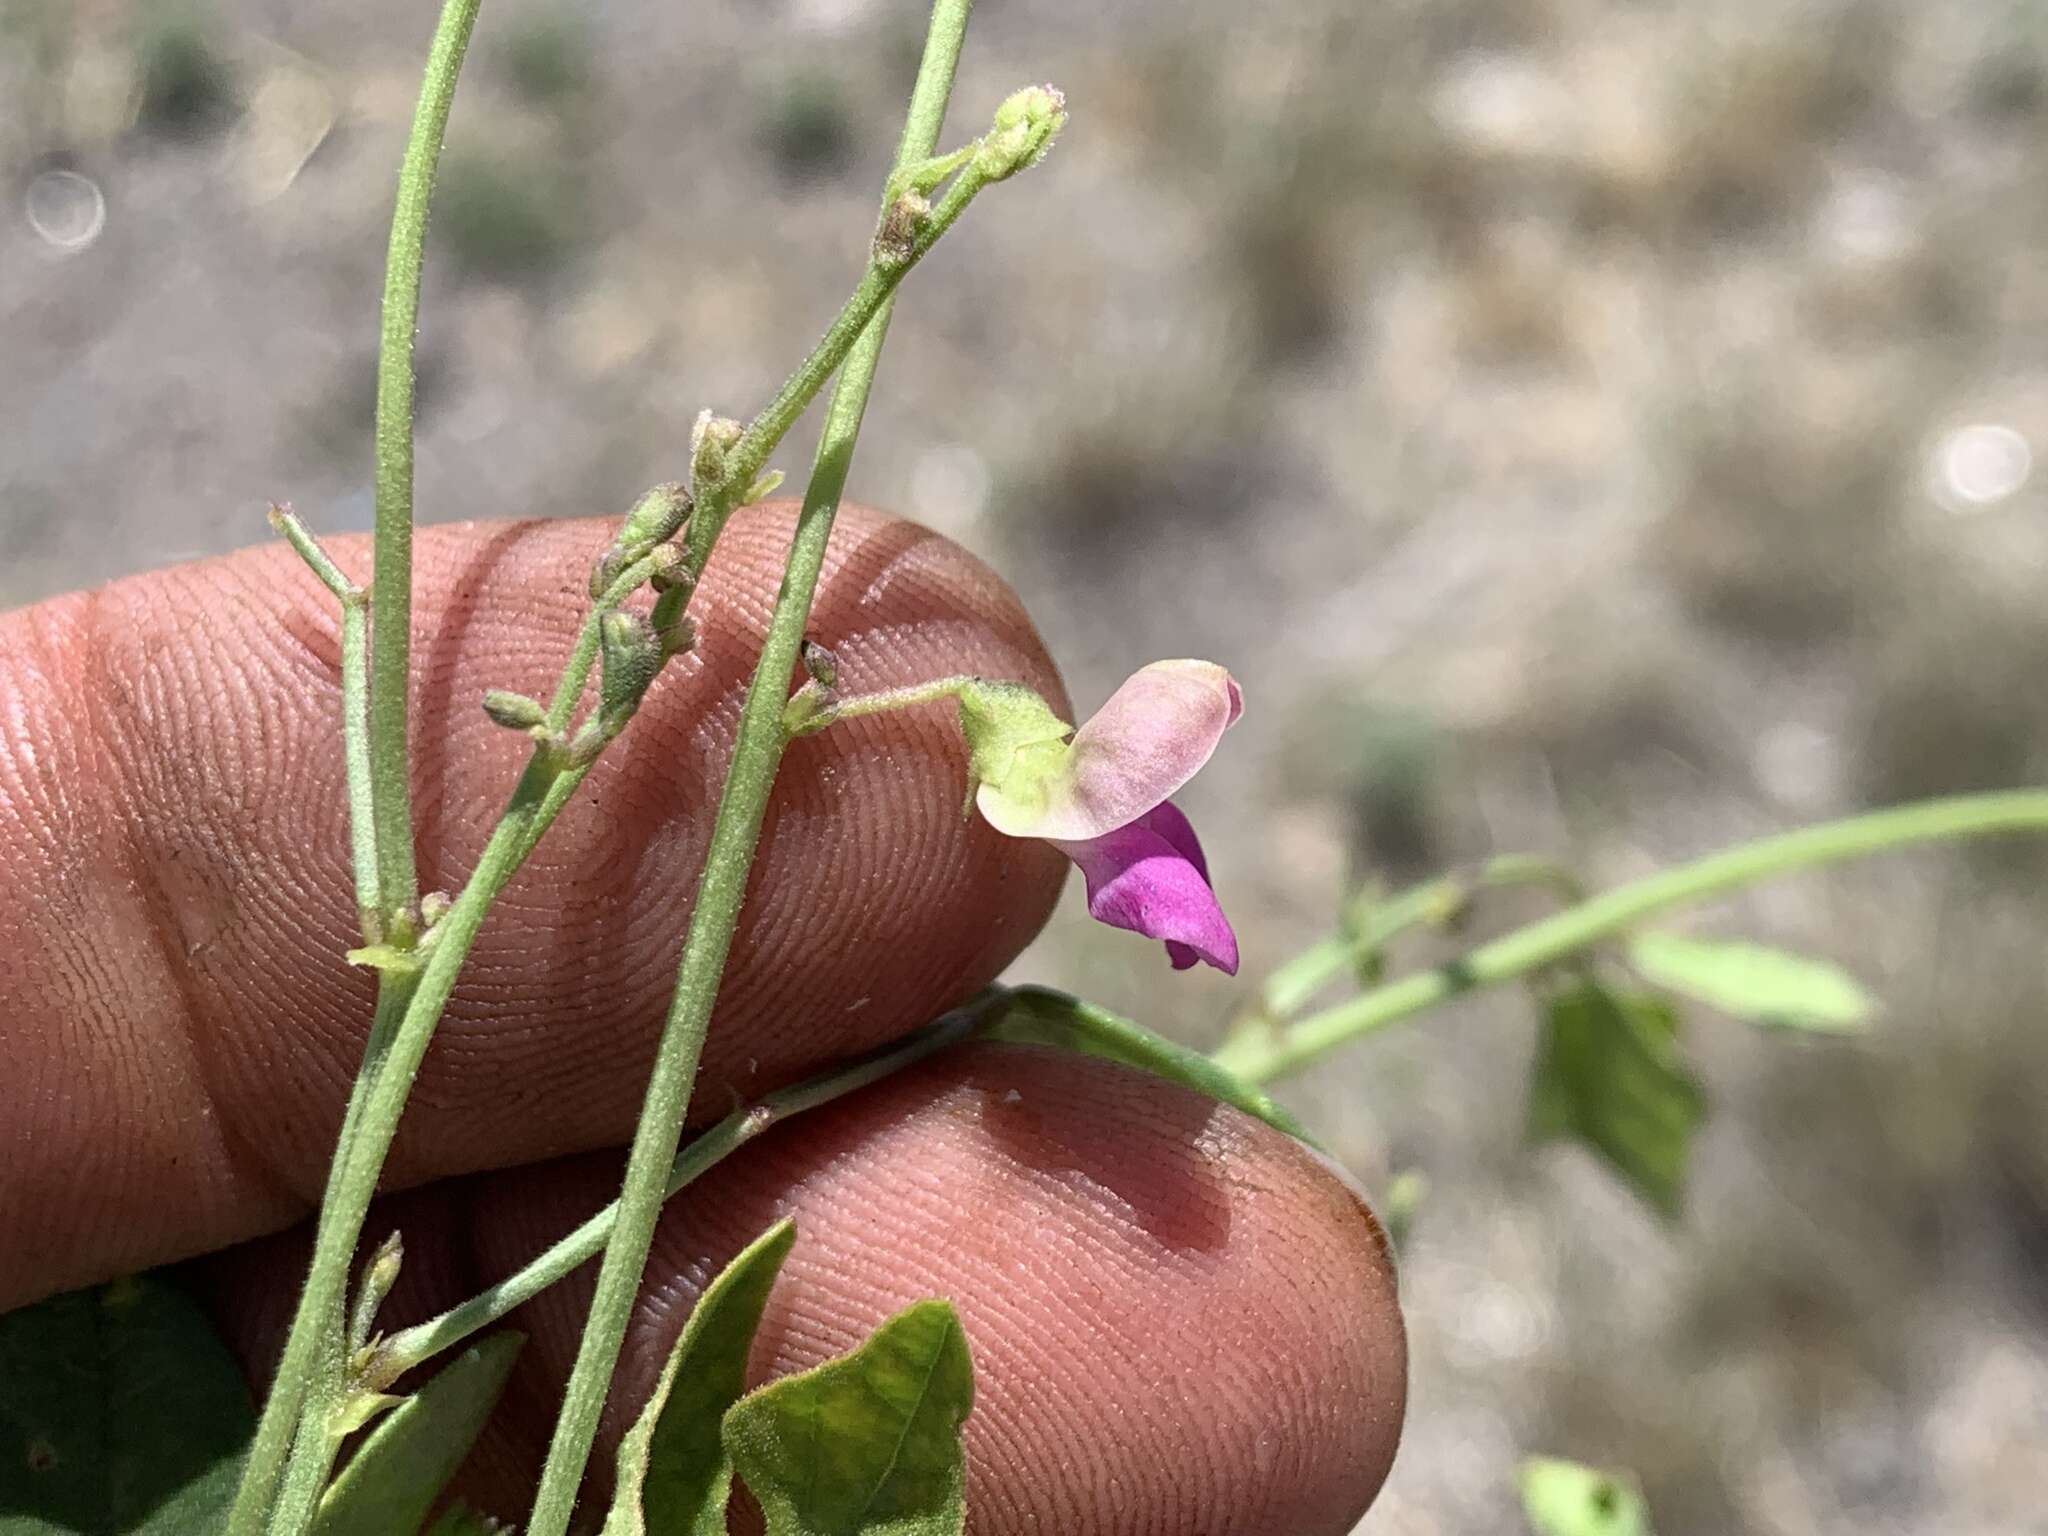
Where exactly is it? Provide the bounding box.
[682,51,1010,576]
[524,10,976,1531]
[1215,789,2048,1084]
[270,507,383,939]
[368,0,482,929]
[372,998,996,1383]
[227,559,659,1536]
[1255,854,1586,1021]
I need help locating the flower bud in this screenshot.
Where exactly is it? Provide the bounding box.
[598,610,664,732]
[646,542,692,591]
[619,480,691,550]
[975,85,1066,182]
[691,409,745,497]
[482,689,547,731]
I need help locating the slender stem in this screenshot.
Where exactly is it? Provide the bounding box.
[682,42,1005,576]
[368,0,483,928]
[373,999,996,1382]
[1215,789,2048,1084]
[524,11,975,1531]
[827,674,978,722]
[270,506,383,940]
[226,555,659,1536]
[1255,854,1587,1021]
[237,66,1010,1512]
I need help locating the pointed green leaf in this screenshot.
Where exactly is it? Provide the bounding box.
[1529,982,1706,1220]
[312,1331,523,1536]
[0,1272,254,1535]
[724,1300,973,1536]
[991,988,1313,1144]
[1519,1456,1655,1536]
[604,1219,798,1536]
[1629,932,1874,1034]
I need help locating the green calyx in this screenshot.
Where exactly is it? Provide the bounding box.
[955,679,1071,818]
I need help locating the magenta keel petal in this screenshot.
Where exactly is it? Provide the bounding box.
[1051,812,1239,975]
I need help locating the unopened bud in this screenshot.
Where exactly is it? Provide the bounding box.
[589,546,630,601]
[598,610,663,730]
[976,85,1066,182]
[482,689,547,731]
[348,1228,405,1354]
[801,639,839,687]
[691,410,744,496]
[619,481,692,549]
[365,1230,403,1301]
[647,543,688,582]
[419,891,453,929]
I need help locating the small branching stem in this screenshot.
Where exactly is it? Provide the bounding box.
[1214,789,2048,1084]
[368,999,997,1385]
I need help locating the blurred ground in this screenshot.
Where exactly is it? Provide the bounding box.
[7,1,2048,1531]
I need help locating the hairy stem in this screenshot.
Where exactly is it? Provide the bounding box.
[366,0,481,930]
[373,999,997,1382]
[523,8,976,1530]
[1214,789,2048,1084]
[1253,854,1586,1022]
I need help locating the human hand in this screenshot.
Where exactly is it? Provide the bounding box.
[0,504,1405,1531]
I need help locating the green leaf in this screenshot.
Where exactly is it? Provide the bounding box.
[992,988,1314,1145]
[0,1272,254,1536]
[312,1331,523,1536]
[1628,932,1874,1034]
[1519,1457,1655,1536]
[604,1219,798,1536]
[724,1300,973,1536]
[1528,982,1706,1220]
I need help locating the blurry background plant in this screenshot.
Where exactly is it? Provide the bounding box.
[6,0,2048,1529]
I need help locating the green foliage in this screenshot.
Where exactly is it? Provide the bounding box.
[311,1332,523,1536]
[1519,1457,1655,1536]
[758,73,857,181]
[134,8,236,138]
[724,1300,973,1536]
[605,1220,797,1536]
[994,987,1314,1144]
[0,1273,253,1535]
[1528,981,1706,1219]
[1628,932,1874,1034]
[433,154,580,283]
[497,6,593,108]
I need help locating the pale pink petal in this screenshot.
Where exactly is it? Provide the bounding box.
[1050,801,1239,974]
[980,660,1240,841]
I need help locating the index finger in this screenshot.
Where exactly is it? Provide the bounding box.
[0,502,1068,1308]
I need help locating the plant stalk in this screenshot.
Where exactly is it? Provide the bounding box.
[1215,789,2048,1083]
[523,7,976,1530]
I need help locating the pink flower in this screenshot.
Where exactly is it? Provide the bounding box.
[963,661,1243,974]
